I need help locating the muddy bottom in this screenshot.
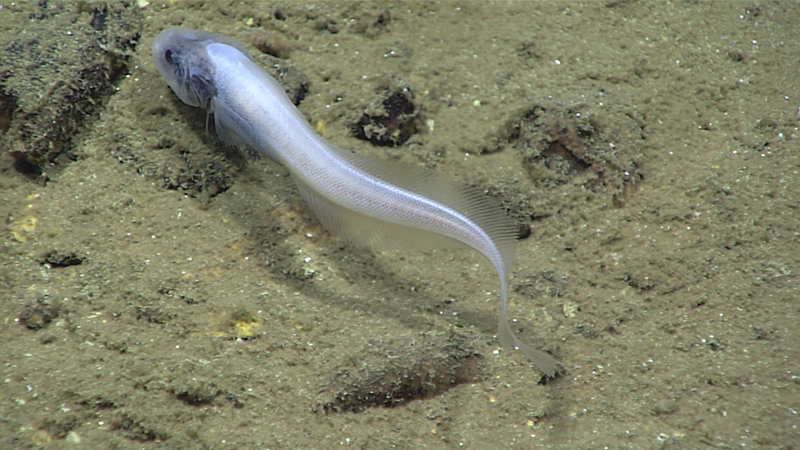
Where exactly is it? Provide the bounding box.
[1,1,797,448]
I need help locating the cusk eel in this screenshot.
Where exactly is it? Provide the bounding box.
[151,28,558,376]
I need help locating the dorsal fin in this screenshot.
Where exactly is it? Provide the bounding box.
[328,144,518,268]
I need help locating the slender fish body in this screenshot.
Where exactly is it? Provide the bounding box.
[151,28,558,376]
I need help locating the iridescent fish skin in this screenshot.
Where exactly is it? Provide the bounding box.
[151,28,558,376]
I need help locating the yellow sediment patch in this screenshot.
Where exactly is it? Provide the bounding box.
[10,194,41,243]
[192,309,263,340]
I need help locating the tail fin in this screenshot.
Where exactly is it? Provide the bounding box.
[498,306,560,377]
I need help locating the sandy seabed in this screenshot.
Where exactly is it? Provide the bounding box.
[1,1,797,447]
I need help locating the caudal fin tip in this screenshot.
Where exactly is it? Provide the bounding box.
[498,319,561,378]
[516,345,560,378]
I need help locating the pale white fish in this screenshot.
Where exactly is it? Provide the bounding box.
[151,28,558,377]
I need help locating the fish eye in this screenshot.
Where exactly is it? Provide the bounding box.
[164,49,175,64]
